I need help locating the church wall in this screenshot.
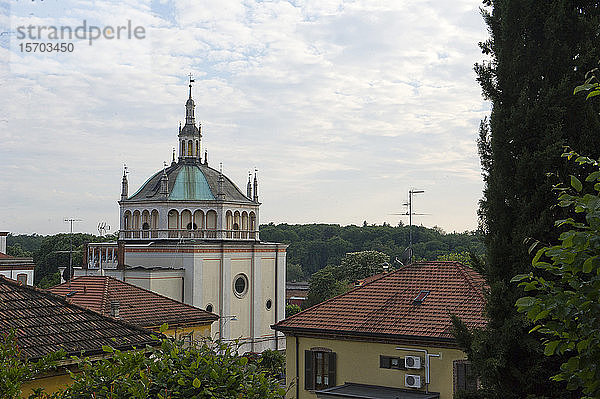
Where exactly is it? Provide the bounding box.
[229,257,251,346]
[260,257,276,340]
[202,258,221,339]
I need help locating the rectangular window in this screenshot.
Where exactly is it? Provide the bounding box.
[454,360,477,393]
[380,355,406,370]
[16,274,27,285]
[305,350,336,390]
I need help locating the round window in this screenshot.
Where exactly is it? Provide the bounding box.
[233,274,248,298]
[266,299,272,310]
[206,304,213,313]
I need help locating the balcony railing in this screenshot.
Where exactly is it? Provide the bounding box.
[119,229,259,241]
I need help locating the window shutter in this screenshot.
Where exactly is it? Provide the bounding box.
[380,355,391,368]
[328,352,337,387]
[305,350,314,390]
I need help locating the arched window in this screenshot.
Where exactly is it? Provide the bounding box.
[151,210,159,229]
[132,211,141,229]
[242,212,248,230]
[181,140,185,157]
[249,212,256,239]
[188,140,193,156]
[181,210,192,230]
[226,211,233,238]
[123,211,131,229]
[194,210,204,230]
[196,140,199,157]
[168,209,179,238]
[206,210,217,238]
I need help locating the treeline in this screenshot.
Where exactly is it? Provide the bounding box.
[260,223,484,278]
[6,233,117,286]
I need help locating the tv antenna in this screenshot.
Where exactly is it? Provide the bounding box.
[64,218,82,283]
[98,222,111,237]
[390,189,428,263]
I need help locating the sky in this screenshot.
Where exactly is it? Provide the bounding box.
[0,0,490,236]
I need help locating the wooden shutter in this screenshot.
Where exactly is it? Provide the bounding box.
[305,350,315,390]
[327,352,337,387]
[380,355,391,368]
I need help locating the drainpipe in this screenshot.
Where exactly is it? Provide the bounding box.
[296,335,300,399]
[395,346,441,393]
[274,244,278,350]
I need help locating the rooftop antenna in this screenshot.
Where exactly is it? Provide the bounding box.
[64,218,82,283]
[97,222,110,237]
[390,189,427,263]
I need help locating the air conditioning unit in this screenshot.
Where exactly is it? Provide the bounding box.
[405,355,422,369]
[405,374,422,389]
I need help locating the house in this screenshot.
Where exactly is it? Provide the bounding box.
[0,231,35,285]
[286,281,309,307]
[69,78,287,353]
[0,275,159,396]
[49,275,218,339]
[272,261,486,399]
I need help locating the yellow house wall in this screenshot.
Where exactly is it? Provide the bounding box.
[285,335,467,399]
[163,323,213,339]
[21,372,72,398]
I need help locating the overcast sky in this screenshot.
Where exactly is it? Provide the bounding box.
[0,0,490,236]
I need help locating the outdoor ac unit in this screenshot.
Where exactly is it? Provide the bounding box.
[405,355,422,369]
[405,374,422,389]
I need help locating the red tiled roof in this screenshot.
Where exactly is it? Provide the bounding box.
[0,252,13,259]
[0,275,158,360]
[273,261,487,341]
[49,276,218,329]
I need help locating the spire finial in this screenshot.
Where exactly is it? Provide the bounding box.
[188,73,194,99]
[172,148,176,163]
[123,163,128,177]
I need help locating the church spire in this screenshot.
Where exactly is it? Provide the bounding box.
[121,164,128,201]
[247,171,252,199]
[185,74,196,125]
[253,169,259,202]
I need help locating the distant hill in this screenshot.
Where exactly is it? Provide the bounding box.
[259,223,484,277]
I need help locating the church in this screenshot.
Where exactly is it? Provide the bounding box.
[73,78,287,353]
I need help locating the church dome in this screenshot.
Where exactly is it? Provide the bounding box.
[125,162,254,204]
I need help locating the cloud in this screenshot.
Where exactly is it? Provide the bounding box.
[0,0,489,235]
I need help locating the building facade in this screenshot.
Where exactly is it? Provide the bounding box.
[72,79,287,353]
[0,231,35,285]
[273,261,486,399]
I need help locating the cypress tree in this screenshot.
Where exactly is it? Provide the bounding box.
[459,1,600,398]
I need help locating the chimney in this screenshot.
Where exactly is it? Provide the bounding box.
[110,301,120,318]
[0,232,8,254]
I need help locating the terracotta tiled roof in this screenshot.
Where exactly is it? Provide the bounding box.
[273,261,487,341]
[0,252,13,259]
[0,276,158,360]
[49,276,218,329]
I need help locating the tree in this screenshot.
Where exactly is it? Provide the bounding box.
[285,303,302,317]
[304,251,390,308]
[513,151,600,398]
[56,333,285,399]
[0,330,64,399]
[286,263,304,282]
[304,265,348,308]
[459,1,600,398]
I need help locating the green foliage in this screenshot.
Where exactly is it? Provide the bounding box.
[6,234,44,255]
[285,303,301,318]
[257,349,285,379]
[463,1,600,398]
[514,150,600,398]
[6,243,33,258]
[0,330,64,399]
[55,336,285,399]
[304,251,389,308]
[260,223,484,277]
[37,272,61,289]
[304,265,349,308]
[286,263,305,282]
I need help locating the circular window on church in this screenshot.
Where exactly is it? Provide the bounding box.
[206,303,214,313]
[233,274,248,298]
[266,299,272,310]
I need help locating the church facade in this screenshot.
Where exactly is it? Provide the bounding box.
[74,79,287,353]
